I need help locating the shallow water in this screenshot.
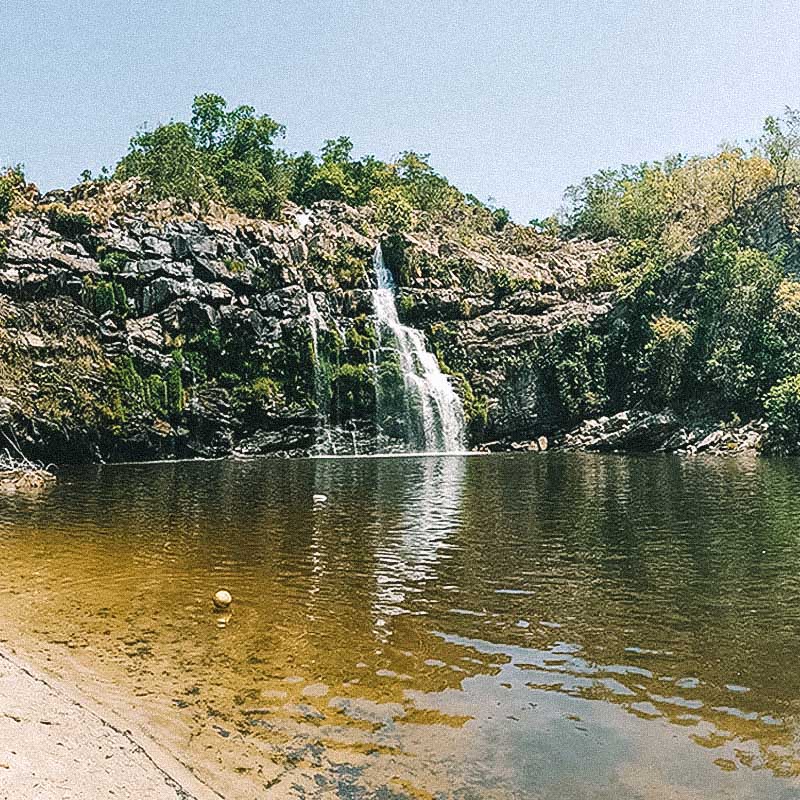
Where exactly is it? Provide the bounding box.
[1,453,800,798]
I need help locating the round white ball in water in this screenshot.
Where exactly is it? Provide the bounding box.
[213,590,232,609]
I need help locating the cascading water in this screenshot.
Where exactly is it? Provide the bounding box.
[308,293,337,455]
[372,243,466,452]
[307,293,327,411]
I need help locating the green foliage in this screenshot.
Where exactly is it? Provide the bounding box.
[223,257,247,274]
[117,122,215,205]
[395,152,459,215]
[693,227,783,411]
[296,137,359,204]
[85,279,128,316]
[553,105,800,425]
[372,184,414,232]
[48,204,93,238]
[250,376,280,404]
[764,374,800,453]
[587,239,652,291]
[398,293,416,317]
[376,356,405,430]
[165,365,185,414]
[759,107,800,186]
[230,374,283,415]
[565,149,775,257]
[98,250,128,273]
[311,241,369,286]
[491,268,541,301]
[344,315,377,357]
[183,327,223,383]
[95,281,113,315]
[637,315,693,407]
[112,93,509,241]
[289,142,473,232]
[0,168,25,221]
[0,184,13,222]
[80,166,111,184]
[331,363,374,418]
[548,323,608,419]
[529,216,561,237]
[145,374,167,415]
[115,94,287,217]
[592,217,800,420]
[449,372,488,433]
[272,325,315,405]
[106,357,179,424]
[491,207,511,231]
[216,159,283,218]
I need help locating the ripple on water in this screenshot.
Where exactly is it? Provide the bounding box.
[0,453,800,797]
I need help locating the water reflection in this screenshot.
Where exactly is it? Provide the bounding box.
[370,456,465,627]
[0,453,799,798]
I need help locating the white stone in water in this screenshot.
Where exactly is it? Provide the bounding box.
[213,590,232,609]
[313,494,328,504]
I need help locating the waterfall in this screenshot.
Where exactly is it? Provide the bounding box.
[308,293,323,363]
[308,293,335,454]
[372,244,465,452]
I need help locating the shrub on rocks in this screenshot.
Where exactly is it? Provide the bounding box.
[764,374,800,453]
[0,168,25,221]
[48,203,93,239]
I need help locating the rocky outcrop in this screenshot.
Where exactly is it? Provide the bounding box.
[558,410,766,455]
[737,185,800,275]
[0,181,612,462]
[560,410,682,452]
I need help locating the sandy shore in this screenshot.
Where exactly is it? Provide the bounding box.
[0,648,220,800]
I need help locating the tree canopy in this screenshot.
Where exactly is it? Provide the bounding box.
[111,94,508,235]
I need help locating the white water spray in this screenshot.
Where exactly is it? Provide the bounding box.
[373,244,465,452]
[307,293,323,361]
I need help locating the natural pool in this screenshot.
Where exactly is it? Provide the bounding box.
[1,452,799,799]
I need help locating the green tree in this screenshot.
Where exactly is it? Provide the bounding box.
[115,94,288,217]
[759,107,800,186]
[548,323,608,419]
[764,374,800,453]
[693,228,782,410]
[0,167,26,221]
[637,315,693,407]
[116,122,215,205]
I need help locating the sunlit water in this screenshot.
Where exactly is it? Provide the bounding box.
[1,453,800,799]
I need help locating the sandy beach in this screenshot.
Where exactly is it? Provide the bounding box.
[0,647,219,800]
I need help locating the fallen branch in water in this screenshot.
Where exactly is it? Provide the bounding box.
[0,432,56,493]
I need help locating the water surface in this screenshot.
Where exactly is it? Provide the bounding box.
[1,453,800,798]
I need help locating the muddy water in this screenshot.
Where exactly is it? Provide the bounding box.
[1,453,800,798]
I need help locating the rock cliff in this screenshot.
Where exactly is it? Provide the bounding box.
[0,180,612,462]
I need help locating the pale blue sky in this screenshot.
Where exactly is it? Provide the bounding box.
[2,0,799,220]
